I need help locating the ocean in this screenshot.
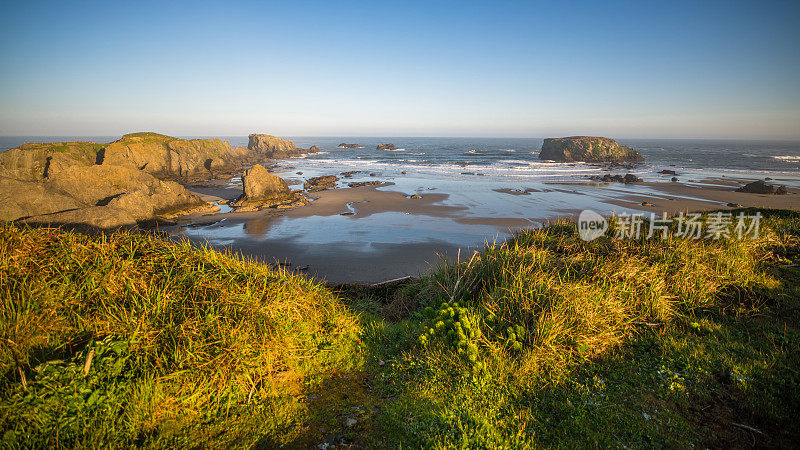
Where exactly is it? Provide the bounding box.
[3,136,798,187]
[3,135,799,282]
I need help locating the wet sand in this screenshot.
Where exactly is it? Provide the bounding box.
[175,177,799,284]
[609,180,800,214]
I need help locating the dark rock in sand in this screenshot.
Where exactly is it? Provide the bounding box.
[341,171,360,178]
[401,171,407,174]
[593,173,642,184]
[369,173,376,177]
[765,177,772,181]
[641,202,654,207]
[658,169,678,175]
[408,194,422,199]
[539,136,644,163]
[348,181,382,188]
[303,175,339,191]
[623,174,643,183]
[736,180,788,195]
[377,143,396,151]
[727,202,742,207]
[671,177,678,182]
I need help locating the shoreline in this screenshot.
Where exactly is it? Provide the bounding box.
[170,170,800,284]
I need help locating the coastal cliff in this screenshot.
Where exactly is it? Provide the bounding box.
[103,132,247,180]
[539,136,644,163]
[0,132,314,229]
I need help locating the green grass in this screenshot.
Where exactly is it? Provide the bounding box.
[46,142,105,155]
[0,224,361,447]
[1,209,798,447]
[121,132,176,141]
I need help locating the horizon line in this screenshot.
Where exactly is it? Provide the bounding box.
[2,134,800,143]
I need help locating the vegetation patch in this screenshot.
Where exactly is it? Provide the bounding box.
[1,209,798,447]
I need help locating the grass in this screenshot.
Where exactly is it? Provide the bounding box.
[1,208,798,447]
[121,132,176,141]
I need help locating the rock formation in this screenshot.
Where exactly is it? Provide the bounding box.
[589,173,643,183]
[348,181,382,188]
[102,132,247,181]
[0,141,103,181]
[338,143,363,149]
[539,137,644,163]
[248,134,318,158]
[736,180,788,195]
[1,165,208,229]
[303,175,339,191]
[232,164,307,211]
[377,143,396,151]
[0,131,318,229]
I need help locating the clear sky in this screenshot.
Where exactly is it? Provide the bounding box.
[1,0,798,139]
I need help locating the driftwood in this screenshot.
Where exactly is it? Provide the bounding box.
[731,422,763,435]
[83,349,95,376]
[370,276,414,288]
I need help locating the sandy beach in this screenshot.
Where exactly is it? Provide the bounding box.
[171,172,800,284]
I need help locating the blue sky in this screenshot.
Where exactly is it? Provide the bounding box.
[1,0,798,138]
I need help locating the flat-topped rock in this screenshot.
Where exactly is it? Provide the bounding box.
[377,143,396,151]
[539,136,644,163]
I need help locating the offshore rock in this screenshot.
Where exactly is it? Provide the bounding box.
[539,136,644,163]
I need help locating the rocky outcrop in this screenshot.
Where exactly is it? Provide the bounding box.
[22,206,139,229]
[338,143,363,149]
[736,180,788,195]
[248,134,319,159]
[103,133,244,180]
[0,177,86,221]
[232,164,307,211]
[377,143,396,151]
[303,175,339,191]
[539,137,644,163]
[2,163,208,228]
[0,131,317,228]
[46,165,206,220]
[0,141,103,181]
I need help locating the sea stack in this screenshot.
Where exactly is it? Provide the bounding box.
[539,136,644,163]
[247,134,318,158]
